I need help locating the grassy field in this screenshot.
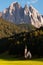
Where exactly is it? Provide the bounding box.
[0,53,43,65]
[0,58,43,65]
[0,52,43,65]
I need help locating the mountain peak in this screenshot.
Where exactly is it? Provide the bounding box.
[1,2,43,28]
[10,2,21,8]
[24,4,29,8]
[9,2,21,15]
[29,5,38,13]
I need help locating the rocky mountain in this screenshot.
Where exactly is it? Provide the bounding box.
[0,12,2,17]
[42,15,43,17]
[0,2,43,28]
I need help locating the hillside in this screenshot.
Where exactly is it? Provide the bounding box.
[0,18,21,38]
[0,18,36,38]
[17,23,35,31]
[0,18,43,59]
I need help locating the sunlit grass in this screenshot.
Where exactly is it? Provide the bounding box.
[0,50,43,65]
[0,59,43,65]
[0,52,43,65]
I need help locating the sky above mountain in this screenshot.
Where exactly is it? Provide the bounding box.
[0,0,43,15]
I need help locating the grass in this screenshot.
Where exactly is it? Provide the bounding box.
[0,59,43,65]
[0,52,43,65]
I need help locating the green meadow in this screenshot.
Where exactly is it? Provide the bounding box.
[0,53,43,65]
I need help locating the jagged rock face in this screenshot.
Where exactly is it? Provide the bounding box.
[29,5,43,28]
[42,15,43,17]
[0,12,2,17]
[0,2,43,28]
[2,2,22,24]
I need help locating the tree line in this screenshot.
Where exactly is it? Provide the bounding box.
[0,27,43,59]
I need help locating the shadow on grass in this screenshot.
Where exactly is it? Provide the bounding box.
[31,58,43,62]
[0,52,43,62]
[0,52,25,61]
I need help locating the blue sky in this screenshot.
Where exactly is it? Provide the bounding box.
[0,0,43,14]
